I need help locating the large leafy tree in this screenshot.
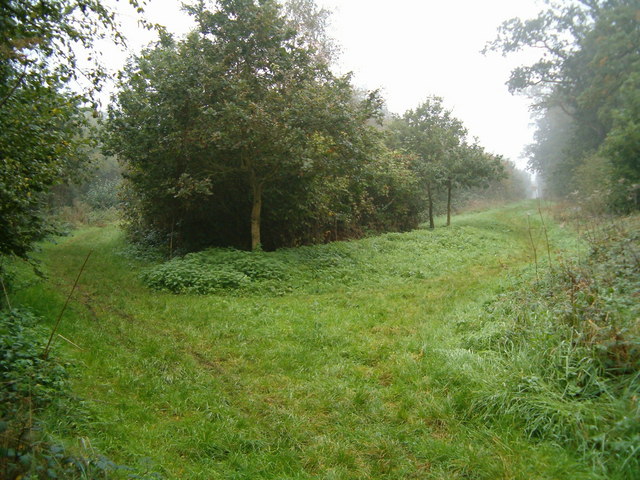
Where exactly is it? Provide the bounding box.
[0,0,134,258]
[486,0,640,208]
[107,0,397,251]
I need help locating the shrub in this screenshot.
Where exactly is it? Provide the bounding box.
[0,309,68,417]
[141,249,291,295]
[0,309,161,479]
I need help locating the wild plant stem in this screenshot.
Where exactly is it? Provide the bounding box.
[527,214,539,282]
[1,273,11,310]
[537,199,554,273]
[43,250,92,360]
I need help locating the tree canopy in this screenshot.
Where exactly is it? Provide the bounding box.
[107,0,422,251]
[487,0,640,210]
[387,97,504,228]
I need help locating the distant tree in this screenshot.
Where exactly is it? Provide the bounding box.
[388,97,467,228]
[442,142,504,226]
[283,0,339,63]
[483,160,532,203]
[525,107,578,198]
[486,0,640,210]
[445,159,532,210]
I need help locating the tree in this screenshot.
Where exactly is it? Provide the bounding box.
[107,0,396,251]
[0,84,91,258]
[442,141,504,226]
[486,0,640,209]
[0,0,135,258]
[387,97,468,228]
[283,0,339,64]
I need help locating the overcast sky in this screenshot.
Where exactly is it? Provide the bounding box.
[103,0,545,168]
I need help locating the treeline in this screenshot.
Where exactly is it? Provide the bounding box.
[105,0,516,252]
[1,0,528,262]
[487,0,640,212]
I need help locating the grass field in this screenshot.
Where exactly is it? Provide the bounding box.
[12,202,613,479]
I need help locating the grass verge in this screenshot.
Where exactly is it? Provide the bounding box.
[5,202,634,479]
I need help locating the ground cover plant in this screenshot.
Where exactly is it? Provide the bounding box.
[6,202,637,479]
[0,308,161,479]
[456,213,640,478]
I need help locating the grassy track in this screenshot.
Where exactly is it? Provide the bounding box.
[14,203,594,479]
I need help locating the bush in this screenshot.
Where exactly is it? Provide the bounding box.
[142,249,291,295]
[0,309,161,479]
[0,309,68,417]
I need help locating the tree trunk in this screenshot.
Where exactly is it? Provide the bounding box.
[427,182,434,229]
[250,172,263,251]
[446,178,452,227]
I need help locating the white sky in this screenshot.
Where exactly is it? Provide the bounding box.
[102,0,545,168]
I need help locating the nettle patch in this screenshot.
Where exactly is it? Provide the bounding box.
[142,249,292,295]
[140,216,518,297]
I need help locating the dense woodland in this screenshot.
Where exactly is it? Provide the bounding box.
[1,0,639,479]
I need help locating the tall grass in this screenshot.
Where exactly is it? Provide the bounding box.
[456,213,639,479]
[5,202,634,479]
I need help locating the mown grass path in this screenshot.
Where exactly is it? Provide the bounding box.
[17,203,592,479]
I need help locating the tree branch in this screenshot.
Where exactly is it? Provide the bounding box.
[0,65,28,110]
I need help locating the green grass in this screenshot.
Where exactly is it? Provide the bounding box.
[11,202,607,479]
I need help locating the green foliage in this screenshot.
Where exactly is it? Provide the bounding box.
[387,97,505,226]
[284,0,338,63]
[107,0,420,252]
[488,0,640,210]
[142,208,527,296]
[459,160,532,208]
[48,146,123,228]
[0,86,91,258]
[0,308,162,479]
[10,203,620,479]
[460,214,640,477]
[143,254,255,295]
[0,309,68,416]
[0,0,131,259]
[50,149,123,212]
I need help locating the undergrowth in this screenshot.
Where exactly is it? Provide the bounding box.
[0,308,161,479]
[140,217,526,296]
[8,202,632,479]
[142,249,292,295]
[458,214,640,478]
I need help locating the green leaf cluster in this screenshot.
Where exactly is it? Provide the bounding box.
[142,248,291,294]
[0,309,68,416]
[0,0,127,258]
